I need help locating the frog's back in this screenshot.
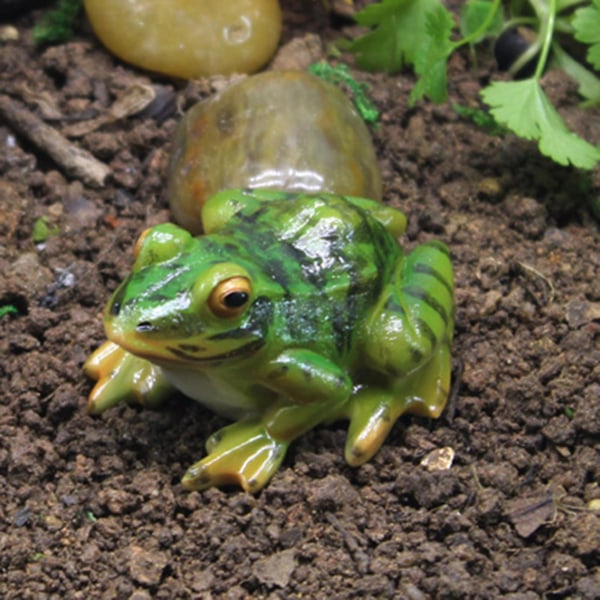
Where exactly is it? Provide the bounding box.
[224,193,399,294]
[216,194,400,359]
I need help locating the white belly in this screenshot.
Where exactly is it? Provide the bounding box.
[162,368,258,420]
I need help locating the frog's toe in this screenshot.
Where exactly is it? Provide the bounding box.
[182,422,288,492]
[84,341,174,414]
[344,391,396,466]
[401,341,452,419]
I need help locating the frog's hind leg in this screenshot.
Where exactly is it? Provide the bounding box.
[349,240,454,464]
[363,239,454,381]
[345,340,452,466]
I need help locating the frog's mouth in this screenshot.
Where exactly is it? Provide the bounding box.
[164,338,265,365]
[105,324,264,368]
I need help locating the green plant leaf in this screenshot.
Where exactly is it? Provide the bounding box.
[409,4,455,105]
[0,305,19,318]
[349,0,440,72]
[460,0,503,41]
[481,79,600,169]
[552,43,600,104]
[32,217,60,243]
[572,0,600,69]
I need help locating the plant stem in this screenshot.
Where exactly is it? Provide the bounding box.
[534,0,557,80]
[503,16,538,30]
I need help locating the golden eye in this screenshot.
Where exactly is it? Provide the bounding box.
[208,276,252,318]
[133,228,152,258]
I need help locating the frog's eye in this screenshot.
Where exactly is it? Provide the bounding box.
[208,276,252,318]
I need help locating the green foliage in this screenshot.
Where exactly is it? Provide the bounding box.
[309,61,380,125]
[482,79,600,168]
[349,0,440,72]
[453,104,508,136]
[573,0,600,69]
[409,4,454,105]
[460,1,503,41]
[32,217,60,243]
[33,0,82,45]
[348,0,600,170]
[0,305,19,319]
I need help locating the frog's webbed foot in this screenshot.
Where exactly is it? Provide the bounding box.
[345,340,451,466]
[181,421,288,493]
[84,341,174,414]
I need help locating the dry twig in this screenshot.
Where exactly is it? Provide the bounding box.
[0,94,111,187]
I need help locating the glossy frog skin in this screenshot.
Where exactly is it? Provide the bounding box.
[85,190,454,492]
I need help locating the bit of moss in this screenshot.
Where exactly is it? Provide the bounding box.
[453,103,507,137]
[309,61,379,126]
[32,217,60,243]
[33,0,82,45]
[0,305,19,318]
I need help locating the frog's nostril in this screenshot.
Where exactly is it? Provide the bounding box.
[111,301,121,316]
[136,322,157,333]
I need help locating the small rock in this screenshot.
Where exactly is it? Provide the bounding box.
[420,447,455,471]
[480,290,503,316]
[270,34,323,71]
[128,591,152,600]
[588,499,600,511]
[0,25,19,41]
[506,492,556,537]
[8,252,53,296]
[128,546,168,586]
[191,568,214,593]
[565,300,600,328]
[307,474,359,510]
[252,549,296,588]
[476,177,503,201]
[503,195,548,238]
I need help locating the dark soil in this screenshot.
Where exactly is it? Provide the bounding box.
[1,2,599,599]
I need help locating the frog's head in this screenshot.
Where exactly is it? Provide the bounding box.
[104,223,274,367]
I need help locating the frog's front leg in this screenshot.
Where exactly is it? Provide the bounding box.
[353,241,454,459]
[84,341,175,413]
[181,349,352,492]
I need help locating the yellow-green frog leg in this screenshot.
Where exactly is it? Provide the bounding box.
[345,340,452,465]
[181,349,352,492]
[360,240,454,421]
[363,240,454,375]
[343,195,407,238]
[84,341,175,414]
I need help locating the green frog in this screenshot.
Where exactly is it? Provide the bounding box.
[85,189,454,492]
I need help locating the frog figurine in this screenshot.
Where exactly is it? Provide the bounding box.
[85,189,454,492]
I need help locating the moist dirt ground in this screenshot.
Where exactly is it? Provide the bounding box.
[1,2,599,598]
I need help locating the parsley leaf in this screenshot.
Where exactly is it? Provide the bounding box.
[409,4,454,105]
[572,0,600,70]
[481,79,600,169]
[460,0,503,41]
[552,44,600,104]
[349,0,439,73]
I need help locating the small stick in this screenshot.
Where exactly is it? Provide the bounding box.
[0,94,111,187]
